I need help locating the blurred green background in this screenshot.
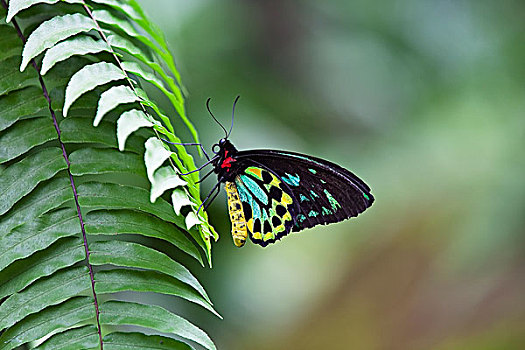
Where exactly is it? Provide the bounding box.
[138,1,525,349]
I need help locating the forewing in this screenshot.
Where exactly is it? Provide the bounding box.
[235,150,374,232]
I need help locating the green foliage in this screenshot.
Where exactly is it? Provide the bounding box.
[0,0,218,349]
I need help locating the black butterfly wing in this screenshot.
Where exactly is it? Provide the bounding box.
[233,149,374,245]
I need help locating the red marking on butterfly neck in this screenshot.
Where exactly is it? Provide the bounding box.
[221,150,236,170]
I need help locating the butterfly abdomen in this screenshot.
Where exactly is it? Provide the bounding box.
[224,181,248,247]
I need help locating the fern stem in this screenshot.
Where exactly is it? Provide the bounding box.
[81,2,202,200]
[80,4,159,128]
[1,2,104,347]
[80,2,200,185]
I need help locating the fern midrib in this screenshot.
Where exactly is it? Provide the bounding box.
[1,91,38,115]
[80,3,187,175]
[6,300,94,342]
[0,241,85,298]
[0,152,62,199]
[0,213,77,258]
[2,2,104,347]
[0,271,88,326]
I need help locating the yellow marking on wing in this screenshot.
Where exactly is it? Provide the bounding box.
[270,176,280,188]
[273,224,285,233]
[246,167,263,180]
[281,192,293,205]
[264,232,273,241]
[225,182,248,247]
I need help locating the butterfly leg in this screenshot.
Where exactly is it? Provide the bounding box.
[180,155,219,176]
[196,180,222,215]
[196,168,214,184]
[203,185,221,212]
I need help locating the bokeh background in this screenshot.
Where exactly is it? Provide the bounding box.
[138,1,525,349]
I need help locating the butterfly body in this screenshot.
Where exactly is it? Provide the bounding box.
[211,138,374,247]
[224,181,248,247]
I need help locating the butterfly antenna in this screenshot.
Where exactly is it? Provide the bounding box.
[160,138,211,161]
[227,95,241,138]
[206,97,228,138]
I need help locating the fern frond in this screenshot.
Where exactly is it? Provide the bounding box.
[0,1,218,349]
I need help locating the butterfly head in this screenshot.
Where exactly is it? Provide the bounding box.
[206,96,241,175]
[212,138,233,153]
[212,138,238,174]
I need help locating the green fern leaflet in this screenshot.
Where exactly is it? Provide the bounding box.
[0,0,218,349]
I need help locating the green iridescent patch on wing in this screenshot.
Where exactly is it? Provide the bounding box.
[324,189,341,211]
[308,210,319,217]
[235,167,294,244]
[322,207,332,215]
[239,174,268,205]
[281,173,300,186]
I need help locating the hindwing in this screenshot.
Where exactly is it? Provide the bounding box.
[233,166,296,246]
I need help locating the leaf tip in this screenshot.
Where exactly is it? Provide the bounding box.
[19,59,28,72]
[185,212,201,231]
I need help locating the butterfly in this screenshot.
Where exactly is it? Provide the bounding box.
[173,97,374,247]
